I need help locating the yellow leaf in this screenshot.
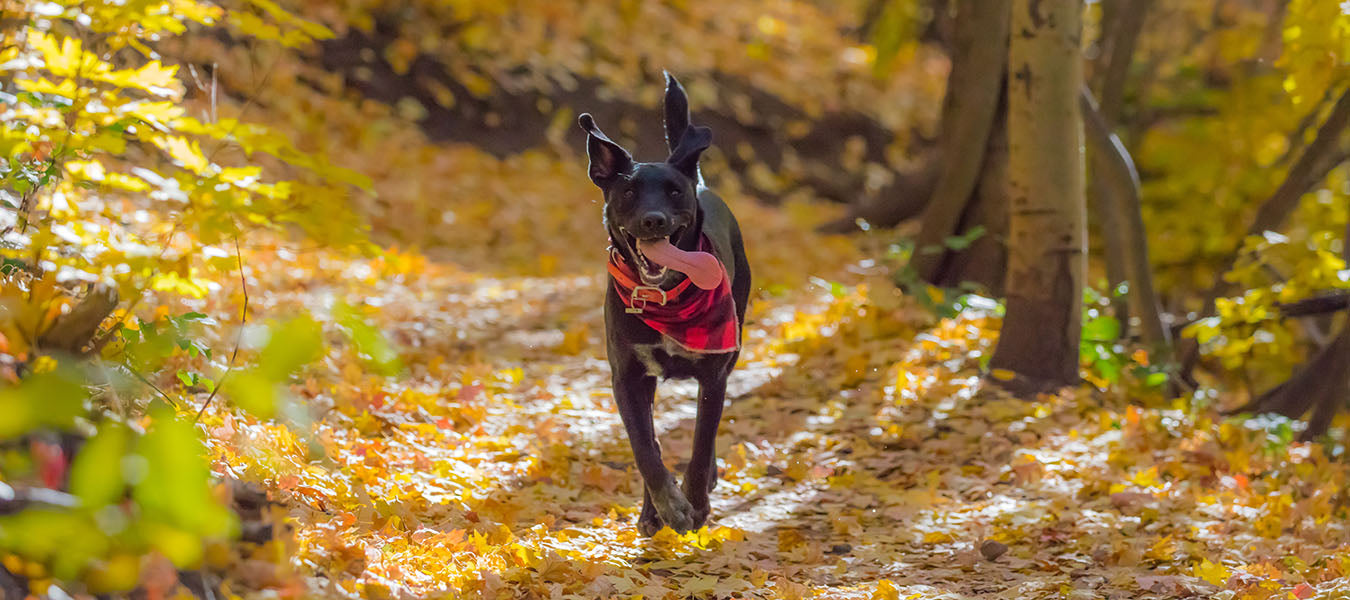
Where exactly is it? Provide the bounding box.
[152,135,211,175]
[872,579,900,600]
[111,61,181,97]
[922,530,954,544]
[777,528,806,552]
[1193,559,1230,586]
[1130,466,1161,489]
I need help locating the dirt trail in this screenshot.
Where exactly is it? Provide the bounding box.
[202,242,1350,600]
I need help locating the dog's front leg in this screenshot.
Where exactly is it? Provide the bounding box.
[637,487,663,536]
[682,368,729,528]
[612,362,696,534]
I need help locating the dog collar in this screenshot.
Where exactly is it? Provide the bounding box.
[606,248,696,313]
[606,235,739,353]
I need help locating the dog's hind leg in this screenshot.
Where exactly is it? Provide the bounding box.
[613,363,696,534]
[682,368,729,528]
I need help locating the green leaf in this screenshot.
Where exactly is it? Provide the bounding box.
[1094,353,1122,383]
[258,316,324,380]
[942,225,987,251]
[1081,315,1121,342]
[133,411,234,561]
[227,370,278,418]
[0,510,108,580]
[336,304,402,376]
[0,367,86,440]
[69,424,130,507]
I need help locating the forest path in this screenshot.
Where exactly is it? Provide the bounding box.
[201,234,1346,600]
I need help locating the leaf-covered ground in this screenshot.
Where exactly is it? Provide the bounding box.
[191,203,1350,600]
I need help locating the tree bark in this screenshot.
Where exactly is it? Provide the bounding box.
[1089,0,1151,325]
[935,95,1010,295]
[1082,88,1170,348]
[988,0,1086,391]
[36,284,118,355]
[1093,0,1152,125]
[908,0,1011,283]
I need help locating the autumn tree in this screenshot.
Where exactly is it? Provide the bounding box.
[898,0,1011,295]
[983,0,1086,390]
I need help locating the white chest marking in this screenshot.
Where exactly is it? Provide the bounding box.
[633,337,704,379]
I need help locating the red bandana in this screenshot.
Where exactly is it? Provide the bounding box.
[607,235,740,354]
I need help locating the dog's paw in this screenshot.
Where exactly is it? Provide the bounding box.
[636,509,664,537]
[650,484,697,534]
[680,479,712,528]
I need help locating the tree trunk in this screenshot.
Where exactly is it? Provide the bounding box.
[1082,88,1170,349]
[1089,0,1151,327]
[935,95,1010,294]
[908,0,1011,284]
[36,284,118,355]
[1093,0,1152,126]
[988,0,1086,391]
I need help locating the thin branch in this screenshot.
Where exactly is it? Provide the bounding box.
[205,43,279,165]
[1276,86,1338,167]
[123,360,178,408]
[0,482,79,516]
[196,234,249,422]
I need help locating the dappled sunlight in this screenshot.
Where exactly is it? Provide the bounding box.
[8,1,1350,599]
[178,236,1350,598]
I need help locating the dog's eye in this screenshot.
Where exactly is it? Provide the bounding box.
[669,189,682,197]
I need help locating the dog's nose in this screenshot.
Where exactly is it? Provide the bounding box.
[639,212,669,234]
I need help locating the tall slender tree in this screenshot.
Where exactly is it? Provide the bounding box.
[987,0,1086,391]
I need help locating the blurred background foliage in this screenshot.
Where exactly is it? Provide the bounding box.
[2,0,1350,596]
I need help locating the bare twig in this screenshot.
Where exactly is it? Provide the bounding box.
[0,482,79,515]
[205,44,279,165]
[122,360,178,408]
[196,234,249,422]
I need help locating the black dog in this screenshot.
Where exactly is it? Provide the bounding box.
[579,74,751,535]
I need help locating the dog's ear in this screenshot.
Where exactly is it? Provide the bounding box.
[663,72,692,154]
[579,113,633,187]
[667,125,712,180]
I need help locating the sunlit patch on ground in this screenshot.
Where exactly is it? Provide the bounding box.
[186,231,1350,599]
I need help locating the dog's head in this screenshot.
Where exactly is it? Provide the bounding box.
[580,73,712,286]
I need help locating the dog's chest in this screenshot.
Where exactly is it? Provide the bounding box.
[633,338,707,379]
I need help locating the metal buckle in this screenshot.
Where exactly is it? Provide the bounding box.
[627,285,668,314]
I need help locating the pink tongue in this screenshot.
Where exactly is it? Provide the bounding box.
[637,238,723,290]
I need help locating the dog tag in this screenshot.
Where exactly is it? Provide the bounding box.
[626,307,644,314]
